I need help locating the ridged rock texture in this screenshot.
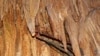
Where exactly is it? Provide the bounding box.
[0,0,100,56]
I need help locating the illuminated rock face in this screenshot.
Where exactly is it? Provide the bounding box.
[0,0,100,56]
